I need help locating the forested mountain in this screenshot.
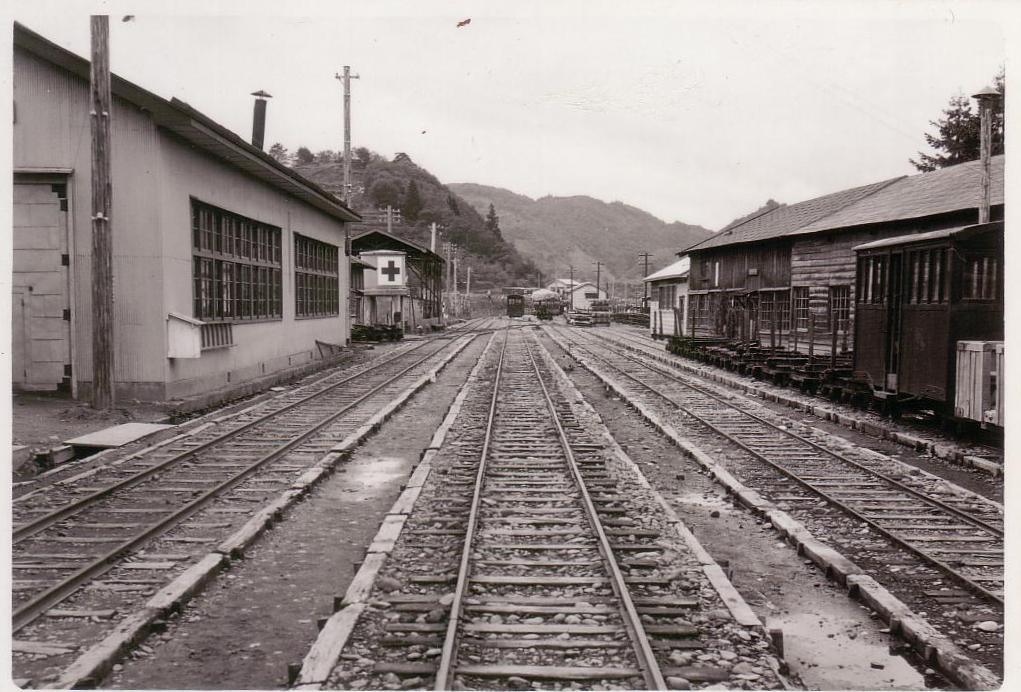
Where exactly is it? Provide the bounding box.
[448,183,713,281]
[281,143,714,287]
[291,149,537,288]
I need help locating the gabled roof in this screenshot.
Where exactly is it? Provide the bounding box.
[14,22,360,224]
[351,229,444,262]
[685,177,903,253]
[794,156,1004,235]
[644,256,690,282]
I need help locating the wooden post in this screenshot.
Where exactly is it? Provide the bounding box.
[770,308,776,351]
[792,312,798,352]
[831,314,838,369]
[90,15,115,409]
[808,313,815,359]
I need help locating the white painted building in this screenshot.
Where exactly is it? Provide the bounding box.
[644,256,690,338]
[567,282,607,311]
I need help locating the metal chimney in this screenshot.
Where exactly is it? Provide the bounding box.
[251,90,272,150]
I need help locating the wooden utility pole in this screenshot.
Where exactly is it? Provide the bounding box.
[638,252,652,306]
[972,85,999,224]
[335,66,360,204]
[569,265,575,310]
[90,15,115,409]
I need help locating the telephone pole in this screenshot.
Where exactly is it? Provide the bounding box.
[336,66,359,257]
[638,252,653,307]
[90,15,115,409]
[335,66,360,204]
[569,265,575,310]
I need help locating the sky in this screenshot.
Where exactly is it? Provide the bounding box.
[5,0,1015,230]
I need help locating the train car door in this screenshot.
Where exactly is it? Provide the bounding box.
[883,252,904,391]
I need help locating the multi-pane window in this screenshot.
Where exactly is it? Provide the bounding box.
[192,200,282,321]
[792,287,810,329]
[690,294,711,330]
[295,234,339,318]
[963,255,999,301]
[758,290,791,331]
[908,248,947,304]
[829,285,851,332]
[658,285,676,308]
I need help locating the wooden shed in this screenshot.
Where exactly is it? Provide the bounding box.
[682,155,1004,354]
[12,23,360,403]
[351,230,444,331]
[683,178,900,347]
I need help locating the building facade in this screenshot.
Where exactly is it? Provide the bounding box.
[12,24,360,402]
[644,257,690,338]
[683,157,1004,354]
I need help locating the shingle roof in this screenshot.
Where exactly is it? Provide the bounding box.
[685,177,903,253]
[793,155,1004,235]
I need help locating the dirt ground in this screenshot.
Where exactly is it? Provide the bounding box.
[103,335,490,690]
[11,392,172,451]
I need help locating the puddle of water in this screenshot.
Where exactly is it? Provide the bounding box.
[769,609,928,690]
[333,455,409,499]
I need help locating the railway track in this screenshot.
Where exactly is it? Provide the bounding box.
[314,327,784,690]
[604,327,1005,467]
[545,325,1004,677]
[11,326,489,686]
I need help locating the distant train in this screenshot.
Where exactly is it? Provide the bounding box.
[853,220,1003,426]
[507,294,526,318]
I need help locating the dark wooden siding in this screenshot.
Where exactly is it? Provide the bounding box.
[688,243,790,292]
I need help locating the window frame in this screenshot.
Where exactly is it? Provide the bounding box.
[294,233,340,319]
[191,199,283,323]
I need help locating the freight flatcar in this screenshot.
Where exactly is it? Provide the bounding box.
[853,221,1003,424]
[507,293,526,318]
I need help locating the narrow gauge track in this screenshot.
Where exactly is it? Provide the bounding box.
[434,329,663,690]
[547,326,1004,668]
[11,330,480,648]
[552,326,1003,602]
[605,327,1004,464]
[325,328,783,691]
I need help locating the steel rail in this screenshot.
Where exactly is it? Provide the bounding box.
[13,338,444,543]
[606,327,1005,460]
[13,334,478,632]
[575,329,1002,537]
[523,336,667,691]
[556,329,1004,606]
[434,328,509,690]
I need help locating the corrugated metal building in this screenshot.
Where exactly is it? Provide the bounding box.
[683,156,1004,353]
[12,23,360,402]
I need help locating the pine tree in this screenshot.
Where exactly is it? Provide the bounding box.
[911,73,1005,172]
[484,203,502,240]
[447,193,461,216]
[403,180,423,222]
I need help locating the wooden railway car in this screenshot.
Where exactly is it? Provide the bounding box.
[507,293,526,318]
[852,221,1003,419]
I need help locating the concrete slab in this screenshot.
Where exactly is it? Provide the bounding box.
[65,422,174,449]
